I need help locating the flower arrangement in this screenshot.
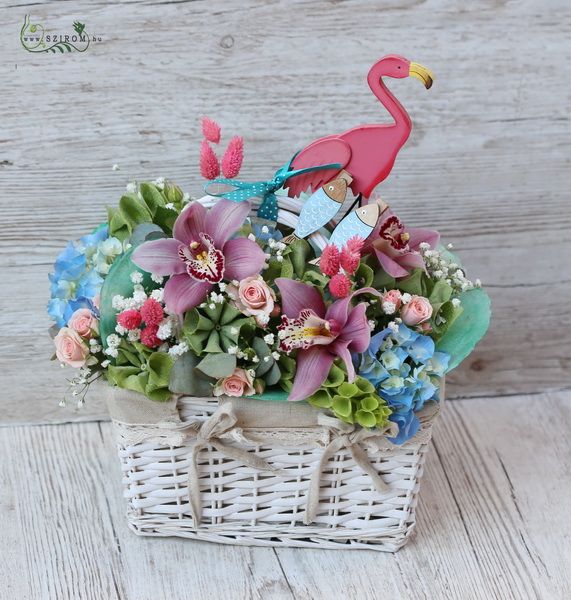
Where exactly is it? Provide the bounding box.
[48,120,490,444]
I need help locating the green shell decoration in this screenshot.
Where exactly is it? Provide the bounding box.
[436,287,491,372]
[99,246,159,346]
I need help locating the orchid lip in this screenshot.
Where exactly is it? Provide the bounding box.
[277,309,337,353]
[177,232,225,283]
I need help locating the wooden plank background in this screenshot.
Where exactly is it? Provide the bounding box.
[1,0,570,423]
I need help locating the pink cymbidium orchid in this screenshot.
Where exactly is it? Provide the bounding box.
[276,278,380,401]
[133,200,265,314]
[365,210,440,278]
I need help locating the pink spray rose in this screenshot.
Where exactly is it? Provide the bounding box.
[382,289,402,312]
[213,368,255,397]
[68,308,99,339]
[230,275,276,326]
[401,295,433,326]
[54,327,89,368]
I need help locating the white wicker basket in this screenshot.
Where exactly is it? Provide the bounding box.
[112,396,436,552]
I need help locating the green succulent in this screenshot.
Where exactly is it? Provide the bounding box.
[182,302,255,355]
[308,374,392,429]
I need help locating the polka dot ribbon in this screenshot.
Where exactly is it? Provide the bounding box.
[204,154,342,222]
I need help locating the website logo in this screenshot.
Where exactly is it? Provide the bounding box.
[20,14,102,54]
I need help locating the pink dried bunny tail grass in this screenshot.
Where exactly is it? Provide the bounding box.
[320,244,340,277]
[329,273,351,298]
[200,140,220,180]
[221,136,244,179]
[201,117,221,144]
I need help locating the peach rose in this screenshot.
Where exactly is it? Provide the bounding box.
[231,275,276,326]
[54,327,89,368]
[213,368,255,397]
[68,308,99,339]
[401,295,433,326]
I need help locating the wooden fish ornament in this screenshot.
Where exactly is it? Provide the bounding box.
[328,200,387,249]
[284,171,353,243]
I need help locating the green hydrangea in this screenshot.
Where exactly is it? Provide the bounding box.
[308,374,392,429]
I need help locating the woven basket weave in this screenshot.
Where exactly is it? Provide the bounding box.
[112,396,435,552]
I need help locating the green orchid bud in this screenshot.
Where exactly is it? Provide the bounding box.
[163,181,184,205]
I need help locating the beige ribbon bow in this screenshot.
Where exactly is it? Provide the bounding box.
[304,414,399,525]
[187,404,277,526]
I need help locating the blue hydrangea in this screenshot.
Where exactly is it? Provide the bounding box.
[355,323,450,444]
[388,409,420,445]
[48,224,113,327]
[252,223,283,250]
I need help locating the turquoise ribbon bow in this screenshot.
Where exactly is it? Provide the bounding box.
[204,155,342,222]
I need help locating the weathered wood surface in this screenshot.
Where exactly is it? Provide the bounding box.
[0,391,569,599]
[1,0,570,422]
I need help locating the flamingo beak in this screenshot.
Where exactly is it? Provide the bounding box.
[409,62,434,89]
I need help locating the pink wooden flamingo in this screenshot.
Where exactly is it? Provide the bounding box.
[285,55,434,200]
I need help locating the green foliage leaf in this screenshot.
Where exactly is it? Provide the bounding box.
[119,194,152,230]
[355,262,374,288]
[280,257,294,279]
[130,223,166,246]
[168,352,213,396]
[139,183,166,216]
[288,238,312,277]
[264,362,282,386]
[372,266,396,290]
[263,259,283,283]
[107,365,147,395]
[252,338,273,376]
[397,268,426,296]
[107,206,130,242]
[431,300,463,338]
[429,280,453,306]
[195,353,237,378]
[107,353,173,402]
[153,206,177,234]
[301,269,329,288]
[277,354,296,393]
[147,352,175,389]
